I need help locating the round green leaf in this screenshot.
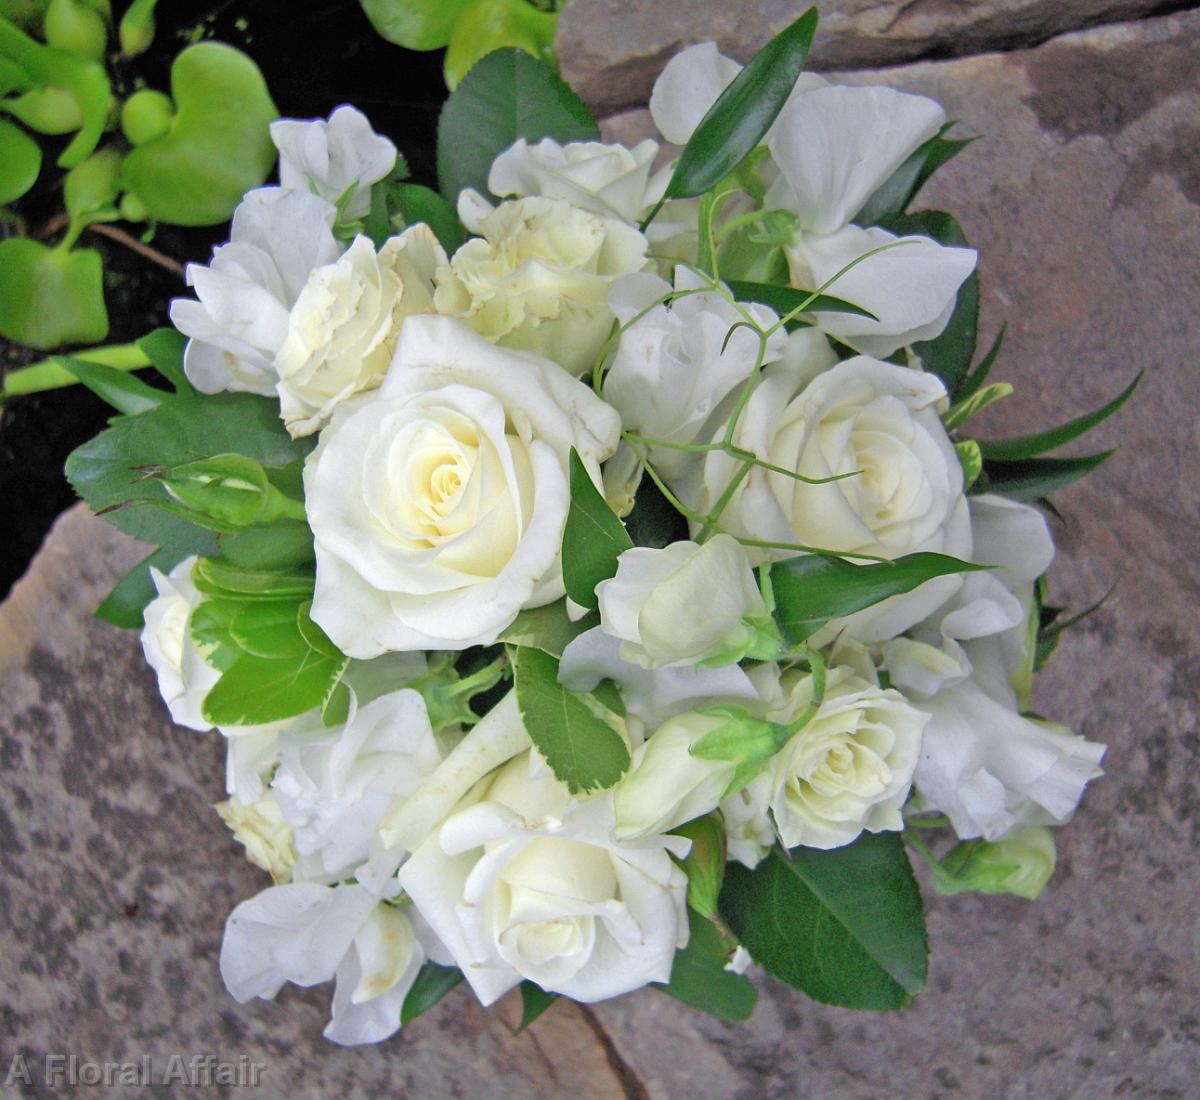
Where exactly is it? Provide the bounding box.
[120,87,173,145]
[63,144,121,220]
[0,237,108,349]
[359,0,472,50]
[443,0,556,90]
[120,41,277,226]
[0,116,40,203]
[43,0,107,63]
[1,84,82,133]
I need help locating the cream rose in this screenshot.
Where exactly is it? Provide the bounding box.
[216,792,296,882]
[398,750,689,1005]
[434,195,648,376]
[304,316,621,657]
[275,226,445,437]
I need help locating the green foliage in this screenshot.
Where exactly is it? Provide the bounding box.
[400,962,463,1026]
[517,982,558,1030]
[942,381,1013,431]
[360,0,472,50]
[437,47,598,203]
[0,237,107,348]
[561,448,632,611]
[671,815,727,919]
[95,542,209,629]
[655,909,757,1021]
[721,836,927,1010]
[0,116,39,202]
[511,645,630,795]
[53,353,163,414]
[498,599,598,658]
[43,0,105,62]
[854,123,974,227]
[725,279,877,323]
[955,439,983,491]
[976,452,1114,502]
[444,0,557,90]
[367,179,466,255]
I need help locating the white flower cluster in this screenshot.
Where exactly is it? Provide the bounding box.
[139,45,1105,1044]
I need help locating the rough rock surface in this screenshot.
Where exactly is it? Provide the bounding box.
[3,9,1199,1099]
[557,0,1174,116]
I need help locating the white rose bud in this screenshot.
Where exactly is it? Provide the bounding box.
[274,226,446,437]
[140,556,220,731]
[596,535,770,668]
[434,195,648,376]
[769,664,926,850]
[215,791,296,882]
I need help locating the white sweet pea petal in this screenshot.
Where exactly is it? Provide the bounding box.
[271,105,397,221]
[969,494,1055,583]
[785,224,977,359]
[767,84,945,235]
[216,792,296,882]
[720,772,774,869]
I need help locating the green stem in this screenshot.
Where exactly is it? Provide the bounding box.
[2,342,151,398]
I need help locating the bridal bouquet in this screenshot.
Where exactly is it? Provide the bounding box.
[67,10,1132,1043]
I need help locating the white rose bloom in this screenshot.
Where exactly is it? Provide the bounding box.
[720,772,774,869]
[216,791,296,882]
[220,882,428,1046]
[701,355,971,641]
[170,188,342,395]
[140,556,219,731]
[596,535,768,668]
[270,689,441,884]
[398,750,689,1006]
[305,315,621,656]
[487,137,668,225]
[768,664,927,850]
[275,226,446,437]
[434,195,648,376]
[604,267,787,480]
[270,104,398,222]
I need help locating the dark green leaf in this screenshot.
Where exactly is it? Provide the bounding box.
[655,909,757,1021]
[663,9,818,200]
[218,523,315,571]
[721,835,927,1010]
[956,322,1006,401]
[437,48,598,203]
[137,327,192,394]
[53,354,164,416]
[979,452,1114,502]
[517,982,558,1031]
[499,600,598,658]
[562,448,632,611]
[400,962,464,1027]
[389,181,467,255]
[1035,580,1116,672]
[724,279,877,322]
[770,552,987,642]
[978,373,1141,461]
[854,124,974,227]
[512,646,630,794]
[624,473,689,550]
[95,543,208,629]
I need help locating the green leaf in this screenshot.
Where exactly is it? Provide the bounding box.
[724,279,877,322]
[95,542,207,629]
[389,181,467,254]
[360,0,472,50]
[624,474,689,550]
[956,322,1006,401]
[136,327,192,393]
[655,909,757,1022]
[978,372,1141,461]
[437,47,598,203]
[942,381,1013,431]
[979,452,1114,502]
[121,41,277,226]
[671,815,726,918]
[191,557,313,599]
[512,645,630,795]
[517,982,558,1031]
[217,523,314,571]
[62,145,122,228]
[0,116,40,203]
[200,646,348,726]
[720,836,927,1010]
[770,552,987,643]
[955,439,983,491]
[498,599,598,658]
[400,962,463,1026]
[444,0,557,90]
[52,354,163,415]
[1034,579,1115,672]
[854,123,974,227]
[662,9,818,201]
[0,238,108,349]
[562,448,632,611]
[228,600,312,660]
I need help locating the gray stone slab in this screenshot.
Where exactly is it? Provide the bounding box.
[557,0,1168,116]
[590,10,1200,1099]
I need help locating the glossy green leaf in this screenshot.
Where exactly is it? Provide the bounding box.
[720,835,927,1010]
[217,522,314,571]
[62,146,122,232]
[770,552,987,643]
[624,474,689,550]
[360,0,472,50]
[512,645,630,795]
[562,448,632,611]
[942,381,1013,431]
[1,343,150,398]
[956,322,1006,401]
[662,9,817,202]
[95,542,209,629]
[43,0,107,63]
[444,0,557,90]
[655,909,757,1022]
[228,600,312,660]
[191,557,313,599]
[400,962,463,1026]
[121,41,277,226]
[725,279,877,322]
[0,237,107,349]
[517,982,558,1031]
[854,123,974,227]
[978,452,1114,502]
[498,599,598,658]
[53,354,163,415]
[389,181,466,254]
[136,327,192,393]
[955,439,983,491]
[978,372,1141,461]
[0,117,40,203]
[200,646,348,726]
[437,47,598,203]
[120,87,174,145]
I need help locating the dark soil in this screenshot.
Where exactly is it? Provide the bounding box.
[0,0,448,598]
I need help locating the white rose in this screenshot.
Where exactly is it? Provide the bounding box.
[769,663,926,850]
[596,535,769,668]
[140,556,219,731]
[170,188,342,395]
[434,195,648,376]
[305,315,621,656]
[720,772,774,869]
[398,750,689,1005]
[216,791,296,882]
[603,267,786,480]
[275,226,446,437]
[487,137,668,225]
[270,105,397,222]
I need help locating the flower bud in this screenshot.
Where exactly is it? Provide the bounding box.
[159,453,305,529]
[930,826,1057,900]
[670,814,726,917]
